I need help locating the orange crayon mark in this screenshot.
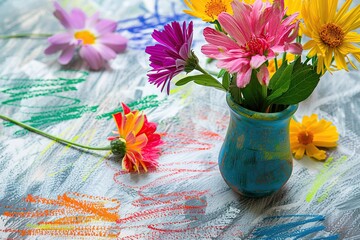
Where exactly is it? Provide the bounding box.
[2,192,121,238]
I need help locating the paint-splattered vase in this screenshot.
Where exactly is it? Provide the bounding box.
[218,94,298,197]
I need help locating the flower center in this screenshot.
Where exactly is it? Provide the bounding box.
[319,23,344,48]
[205,0,227,19]
[245,37,269,55]
[74,30,96,45]
[298,130,314,145]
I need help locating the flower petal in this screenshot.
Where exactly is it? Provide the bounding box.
[70,8,87,29]
[236,67,252,88]
[294,146,305,159]
[250,55,267,69]
[96,44,117,60]
[256,64,270,85]
[99,33,128,53]
[53,2,73,29]
[79,45,104,70]
[44,43,68,55]
[95,19,117,35]
[58,45,75,65]
[305,144,327,161]
[48,33,72,45]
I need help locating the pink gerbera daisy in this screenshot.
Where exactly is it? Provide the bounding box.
[202,0,302,87]
[108,103,162,173]
[44,2,127,70]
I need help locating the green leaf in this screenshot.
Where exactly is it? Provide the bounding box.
[229,74,242,105]
[266,60,296,103]
[271,65,321,105]
[175,74,205,86]
[217,69,226,78]
[222,72,230,91]
[268,59,289,90]
[241,71,264,111]
[175,74,225,91]
[194,78,225,91]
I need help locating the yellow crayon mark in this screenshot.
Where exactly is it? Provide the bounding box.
[49,128,97,177]
[82,151,112,182]
[37,126,73,161]
[48,164,74,177]
[53,134,80,164]
[170,86,193,103]
[306,156,347,202]
[317,177,340,203]
[27,223,74,230]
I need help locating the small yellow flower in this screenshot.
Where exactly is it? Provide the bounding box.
[268,54,295,78]
[290,114,339,161]
[301,0,360,74]
[183,0,233,22]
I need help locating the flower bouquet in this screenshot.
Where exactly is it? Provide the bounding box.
[146,0,360,196]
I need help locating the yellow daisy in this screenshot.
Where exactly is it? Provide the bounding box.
[301,0,360,74]
[284,0,302,19]
[183,0,233,22]
[290,114,339,161]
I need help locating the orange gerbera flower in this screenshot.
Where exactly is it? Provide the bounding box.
[290,114,339,161]
[108,103,162,173]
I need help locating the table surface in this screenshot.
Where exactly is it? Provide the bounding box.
[0,0,359,239]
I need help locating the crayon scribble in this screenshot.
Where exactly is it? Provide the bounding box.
[0,70,98,136]
[161,129,223,154]
[1,193,121,238]
[110,160,243,239]
[250,215,338,239]
[96,94,166,120]
[117,0,200,50]
[306,156,348,203]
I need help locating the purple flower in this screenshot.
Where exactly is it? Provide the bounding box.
[145,21,194,94]
[44,2,127,70]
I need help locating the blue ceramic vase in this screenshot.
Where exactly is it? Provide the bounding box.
[218,94,298,197]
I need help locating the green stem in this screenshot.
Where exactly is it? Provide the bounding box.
[214,20,223,32]
[274,58,278,71]
[0,114,111,151]
[0,33,52,39]
[195,65,226,91]
[262,85,267,99]
[304,57,311,65]
[195,64,210,75]
[206,69,220,77]
[296,36,302,44]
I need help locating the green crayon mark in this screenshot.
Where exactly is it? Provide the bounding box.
[0,70,87,106]
[0,70,98,135]
[4,105,98,128]
[96,94,166,120]
[306,156,347,202]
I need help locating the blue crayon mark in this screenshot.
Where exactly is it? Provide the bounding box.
[251,215,339,239]
[117,0,203,50]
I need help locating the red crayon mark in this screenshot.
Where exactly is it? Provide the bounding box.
[160,128,224,155]
[110,158,243,239]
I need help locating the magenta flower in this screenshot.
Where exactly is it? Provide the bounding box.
[202,0,302,88]
[146,21,194,94]
[44,2,127,70]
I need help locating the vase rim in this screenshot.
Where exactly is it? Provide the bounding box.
[226,93,298,121]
